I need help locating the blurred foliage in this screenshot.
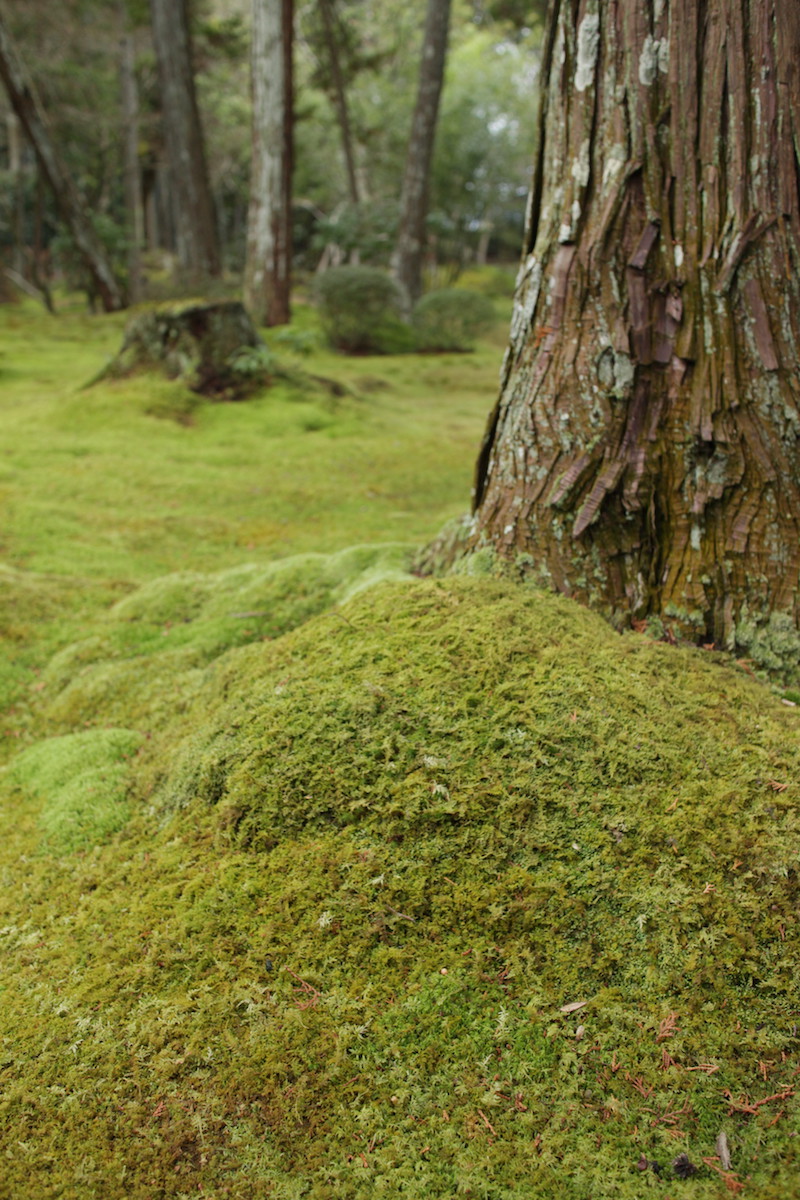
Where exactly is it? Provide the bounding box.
[412,287,496,351]
[0,0,540,292]
[314,264,411,353]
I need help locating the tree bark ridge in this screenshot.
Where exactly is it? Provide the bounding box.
[470,0,800,645]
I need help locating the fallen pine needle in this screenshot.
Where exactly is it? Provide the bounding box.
[477,1109,497,1137]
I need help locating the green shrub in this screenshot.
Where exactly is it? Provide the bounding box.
[456,264,517,298]
[412,287,496,351]
[314,266,407,354]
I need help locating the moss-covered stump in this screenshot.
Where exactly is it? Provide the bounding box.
[95,301,265,398]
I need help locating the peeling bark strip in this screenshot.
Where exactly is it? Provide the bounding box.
[0,10,124,311]
[468,0,800,644]
[244,0,293,327]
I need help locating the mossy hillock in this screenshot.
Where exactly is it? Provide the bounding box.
[38,543,413,734]
[2,573,799,1198]
[7,727,144,852]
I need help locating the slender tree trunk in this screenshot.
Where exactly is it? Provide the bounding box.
[149,0,221,279]
[318,0,360,207]
[0,10,124,311]
[120,15,144,304]
[244,0,293,326]
[31,167,54,313]
[467,0,800,646]
[391,0,451,308]
[6,112,24,276]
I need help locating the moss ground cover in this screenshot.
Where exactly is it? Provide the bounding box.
[1,295,799,1198]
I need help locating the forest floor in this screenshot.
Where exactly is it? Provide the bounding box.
[0,289,799,1199]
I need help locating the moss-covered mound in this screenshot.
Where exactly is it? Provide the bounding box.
[1,576,799,1198]
[93,302,264,399]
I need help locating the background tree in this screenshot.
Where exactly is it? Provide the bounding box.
[316,0,361,207]
[467,0,800,647]
[149,0,220,279]
[0,5,124,310]
[244,0,293,326]
[391,0,451,305]
[428,28,535,271]
[119,2,144,303]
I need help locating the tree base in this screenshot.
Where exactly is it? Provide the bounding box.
[94,301,265,399]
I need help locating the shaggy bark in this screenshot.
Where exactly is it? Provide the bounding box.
[244,0,293,326]
[392,0,451,307]
[469,0,800,646]
[150,0,220,279]
[0,10,124,312]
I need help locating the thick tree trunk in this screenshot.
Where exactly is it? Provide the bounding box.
[0,11,124,312]
[391,0,451,308]
[468,0,800,647]
[244,0,293,327]
[149,0,221,280]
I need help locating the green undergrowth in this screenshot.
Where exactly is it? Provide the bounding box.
[2,576,799,1198]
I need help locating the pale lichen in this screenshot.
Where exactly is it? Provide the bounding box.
[574,12,600,93]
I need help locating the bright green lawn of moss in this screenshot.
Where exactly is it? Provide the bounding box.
[0,295,496,750]
[1,298,799,1198]
[2,574,800,1198]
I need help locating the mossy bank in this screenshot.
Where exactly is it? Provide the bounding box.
[2,567,799,1199]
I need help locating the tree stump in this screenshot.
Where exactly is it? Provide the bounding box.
[96,301,266,398]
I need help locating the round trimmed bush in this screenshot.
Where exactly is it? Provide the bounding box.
[314,266,409,354]
[412,288,496,352]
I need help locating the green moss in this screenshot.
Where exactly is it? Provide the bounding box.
[449,544,500,577]
[3,578,797,1196]
[6,727,143,851]
[735,607,800,682]
[2,301,800,1197]
[40,544,413,734]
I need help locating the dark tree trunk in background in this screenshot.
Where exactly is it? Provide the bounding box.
[0,10,124,311]
[120,12,144,304]
[391,0,451,307]
[318,0,360,207]
[244,0,293,326]
[149,0,221,279]
[467,0,800,646]
[6,111,24,276]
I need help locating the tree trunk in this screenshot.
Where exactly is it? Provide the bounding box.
[120,14,144,304]
[0,10,125,312]
[318,0,360,207]
[244,0,293,326]
[149,0,221,280]
[31,167,54,313]
[467,0,800,647]
[6,111,24,277]
[391,0,451,308]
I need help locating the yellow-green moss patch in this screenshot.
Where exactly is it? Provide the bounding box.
[7,727,144,851]
[2,577,799,1197]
